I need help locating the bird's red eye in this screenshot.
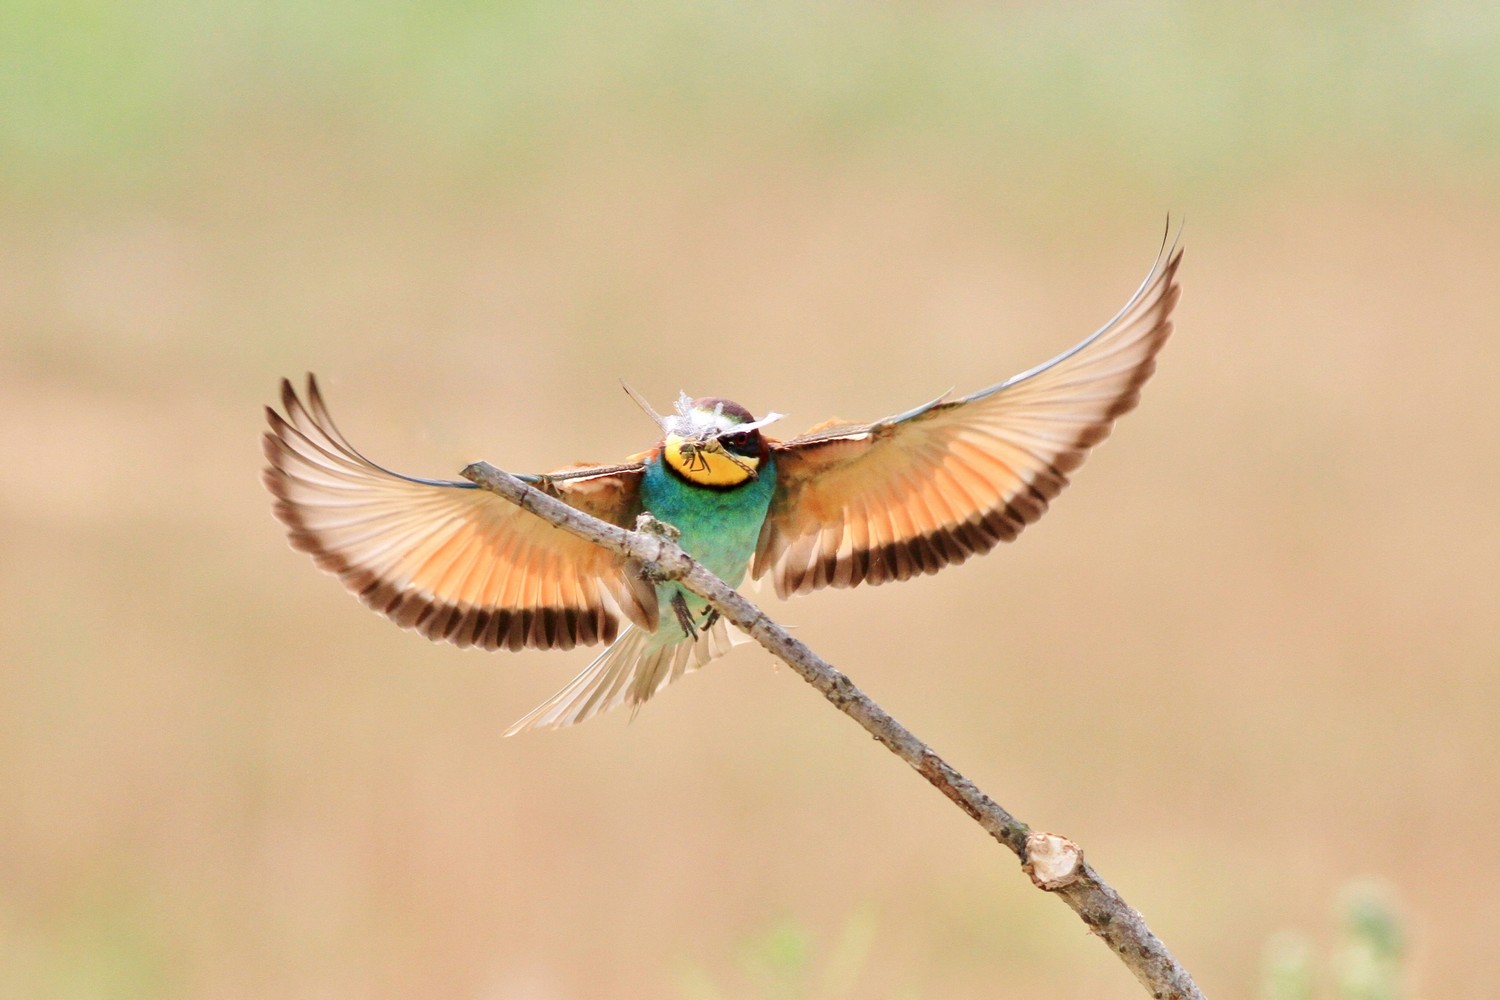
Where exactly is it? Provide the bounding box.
[724,431,754,452]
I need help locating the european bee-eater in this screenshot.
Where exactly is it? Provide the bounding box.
[263,237,1181,734]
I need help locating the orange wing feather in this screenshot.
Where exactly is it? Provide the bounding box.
[262,376,657,650]
[754,237,1183,598]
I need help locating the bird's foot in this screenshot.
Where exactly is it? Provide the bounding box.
[670,592,698,640]
[634,513,681,541]
[635,515,685,584]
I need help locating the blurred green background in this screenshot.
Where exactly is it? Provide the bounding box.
[3,2,1498,997]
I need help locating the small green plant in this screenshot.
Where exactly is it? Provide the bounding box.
[1261,881,1405,1000]
[678,909,881,1000]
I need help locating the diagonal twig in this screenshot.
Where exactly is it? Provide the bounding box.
[463,460,1207,1000]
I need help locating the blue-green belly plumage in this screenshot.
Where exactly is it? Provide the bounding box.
[639,455,778,641]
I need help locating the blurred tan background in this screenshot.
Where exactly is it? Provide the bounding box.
[3,3,1498,998]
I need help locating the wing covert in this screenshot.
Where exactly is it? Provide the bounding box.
[754,237,1183,598]
[262,375,657,650]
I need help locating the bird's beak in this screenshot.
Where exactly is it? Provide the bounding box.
[706,436,760,479]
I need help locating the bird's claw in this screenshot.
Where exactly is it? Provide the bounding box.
[671,592,698,640]
[635,513,681,541]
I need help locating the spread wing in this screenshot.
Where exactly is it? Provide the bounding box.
[753,236,1183,598]
[262,375,658,651]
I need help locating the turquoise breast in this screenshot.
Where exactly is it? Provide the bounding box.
[639,455,777,636]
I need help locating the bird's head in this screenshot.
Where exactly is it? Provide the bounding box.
[625,386,783,487]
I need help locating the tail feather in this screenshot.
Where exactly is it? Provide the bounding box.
[504,619,737,735]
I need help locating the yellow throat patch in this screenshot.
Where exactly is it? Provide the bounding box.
[663,434,759,487]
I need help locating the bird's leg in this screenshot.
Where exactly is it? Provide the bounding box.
[701,608,720,630]
[634,512,681,542]
[670,591,698,640]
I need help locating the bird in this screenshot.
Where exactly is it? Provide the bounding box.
[262,233,1182,735]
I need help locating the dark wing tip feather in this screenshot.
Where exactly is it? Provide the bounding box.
[759,234,1183,599]
[262,375,638,653]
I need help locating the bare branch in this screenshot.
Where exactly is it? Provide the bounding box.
[462,460,1208,1000]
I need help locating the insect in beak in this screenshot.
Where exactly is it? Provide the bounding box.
[620,381,668,432]
[707,436,760,479]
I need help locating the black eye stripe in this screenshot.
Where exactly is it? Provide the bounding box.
[721,430,759,455]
